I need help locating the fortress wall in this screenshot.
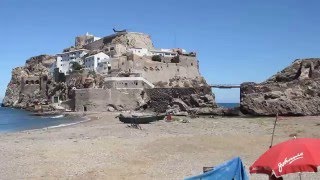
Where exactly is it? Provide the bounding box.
[74,88,141,112]
[84,38,104,51]
[110,55,200,84]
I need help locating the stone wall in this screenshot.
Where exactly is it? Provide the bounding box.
[108,54,202,87]
[73,88,143,112]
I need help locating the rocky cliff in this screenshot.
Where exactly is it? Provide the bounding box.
[2,55,55,108]
[240,58,320,116]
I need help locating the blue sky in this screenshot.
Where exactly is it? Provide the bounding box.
[1,0,320,103]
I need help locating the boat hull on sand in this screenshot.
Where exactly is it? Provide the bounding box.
[119,114,165,124]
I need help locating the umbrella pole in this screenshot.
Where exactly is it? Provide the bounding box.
[269,113,278,148]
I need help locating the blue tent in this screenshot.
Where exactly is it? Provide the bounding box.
[185,157,249,180]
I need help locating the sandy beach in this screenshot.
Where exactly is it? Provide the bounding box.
[0,113,319,180]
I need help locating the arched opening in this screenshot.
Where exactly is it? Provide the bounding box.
[30,80,34,84]
[25,80,29,84]
[35,80,40,84]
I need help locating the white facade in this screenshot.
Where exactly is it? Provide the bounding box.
[150,49,177,57]
[84,52,109,71]
[96,59,111,74]
[128,48,149,57]
[56,49,88,75]
[85,36,101,45]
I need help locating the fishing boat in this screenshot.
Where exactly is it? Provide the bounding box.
[118,113,165,124]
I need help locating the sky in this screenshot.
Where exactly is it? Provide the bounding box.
[1,0,320,103]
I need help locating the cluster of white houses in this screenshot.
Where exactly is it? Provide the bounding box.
[51,33,185,75]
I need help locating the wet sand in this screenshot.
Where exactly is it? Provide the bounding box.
[0,112,319,179]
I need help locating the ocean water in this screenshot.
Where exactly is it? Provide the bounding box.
[0,107,80,133]
[217,103,239,108]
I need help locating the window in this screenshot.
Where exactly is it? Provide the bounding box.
[110,47,114,50]
[97,57,100,60]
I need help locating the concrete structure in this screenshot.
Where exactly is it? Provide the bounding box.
[75,32,101,47]
[84,52,109,71]
[149,49,177,57]
[104,77,155,89]
[104,44,127,58]
[108,54,200,86]
[73,88,143,112]
[128,48,149,57]
[56,49,88,75]
[96,60,111,74]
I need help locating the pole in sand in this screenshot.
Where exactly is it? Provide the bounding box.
[269,113,278,148]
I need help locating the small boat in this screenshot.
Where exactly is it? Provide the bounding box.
[119,114,159,124]
[156,114,166,120]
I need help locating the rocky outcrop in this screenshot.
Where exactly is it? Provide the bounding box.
[145,87,217,114]
[2,55,55,108]
[240,59,320,116]
[110,32,154,49]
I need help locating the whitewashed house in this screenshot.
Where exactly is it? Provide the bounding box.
[96,59,111,74]
[149,49,177,57]
[85,35,101,45]
[84,52,109,71]
[75,32,101,47]
[128,48,149,56]
[56,49,88,75]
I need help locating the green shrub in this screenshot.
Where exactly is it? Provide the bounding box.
[152,55,162,62]
[70,62,82,71]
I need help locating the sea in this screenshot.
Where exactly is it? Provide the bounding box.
[217,103,239,108]
[0,103,239,133]
[0,107,82,133]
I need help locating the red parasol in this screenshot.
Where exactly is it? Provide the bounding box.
[250,138,320,178]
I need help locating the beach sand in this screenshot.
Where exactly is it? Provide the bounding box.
[0,112,319,180]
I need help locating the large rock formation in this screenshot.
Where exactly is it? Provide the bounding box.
[3,55,58,109]
[84,32,154,51]
[240,59,320,116]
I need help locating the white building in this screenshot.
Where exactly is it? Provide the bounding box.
[149,49,177,57]
[84,52,109,71]
[56,49,88,75]
[128,48,149,57]
[75,32,101,47]
[85,35,101,45]
[96,59,111,74]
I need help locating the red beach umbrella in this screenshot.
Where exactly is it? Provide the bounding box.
[250,138,320,178]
